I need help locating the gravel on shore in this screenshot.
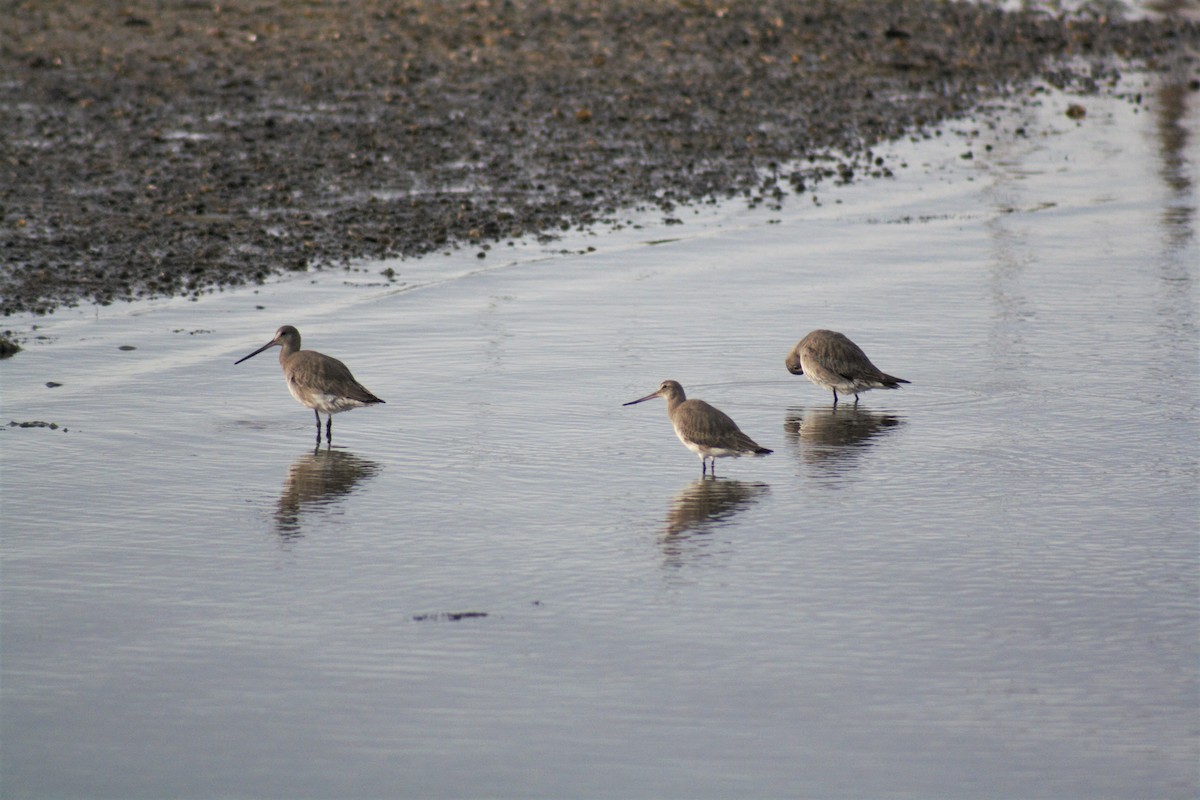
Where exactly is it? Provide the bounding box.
[2,0,1197,316]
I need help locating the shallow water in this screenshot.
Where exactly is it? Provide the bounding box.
[2,76,1197,798]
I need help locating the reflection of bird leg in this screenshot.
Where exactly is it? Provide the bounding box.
[784,406,905,479]
[663,477,770,540]
[274,449,382,538]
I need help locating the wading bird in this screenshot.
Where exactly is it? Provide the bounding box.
[235,325,384,444]
[786,329,908,405]
[624,380,771,476]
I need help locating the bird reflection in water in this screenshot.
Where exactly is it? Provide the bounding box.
[784,405,904,483]
[274,446,382,538]
[661,477,770,568]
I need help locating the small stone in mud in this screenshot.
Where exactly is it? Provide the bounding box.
[0,333,20,358]
[46,381,62,388]
[1065,103,1087,119]
[118,345,137,351]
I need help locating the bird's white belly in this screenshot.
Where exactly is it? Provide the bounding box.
[675,429,741,459]
[287,382,364,414]
[802,370,850,392]
[802,363,877,393]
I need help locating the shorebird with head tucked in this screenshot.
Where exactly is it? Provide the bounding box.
[786,329,908,405]
[624,380,772,476]
[236,325,384,444]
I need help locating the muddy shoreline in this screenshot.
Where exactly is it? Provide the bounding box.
[2,0,1196,317]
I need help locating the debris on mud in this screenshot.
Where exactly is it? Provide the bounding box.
[7,420,67,431]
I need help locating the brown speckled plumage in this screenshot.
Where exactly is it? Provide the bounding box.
[624,380,771,476]
[786,330,908,404]
[236,325,384,443]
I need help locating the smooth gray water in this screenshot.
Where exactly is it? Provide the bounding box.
[2,77,1197,798]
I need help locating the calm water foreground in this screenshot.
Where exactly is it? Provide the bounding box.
[2,77,1197,798]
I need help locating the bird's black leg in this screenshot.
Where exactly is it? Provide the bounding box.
[832,389,839,406]
[313,409,322,443]
[325,415,332,444]
[853,393,860,405]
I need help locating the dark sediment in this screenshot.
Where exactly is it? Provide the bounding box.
[2,1,1196,316]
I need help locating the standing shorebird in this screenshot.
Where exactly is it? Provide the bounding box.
[235,325,384,444]
[624,380,772,476]
[786,329,909,405]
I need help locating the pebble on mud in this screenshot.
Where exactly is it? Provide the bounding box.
[0,333,20,358]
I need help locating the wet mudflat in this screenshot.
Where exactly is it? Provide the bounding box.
[2,0,1196,315]
[1,74,1196,797]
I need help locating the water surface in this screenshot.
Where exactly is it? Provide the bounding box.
[2,76,1197,798]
